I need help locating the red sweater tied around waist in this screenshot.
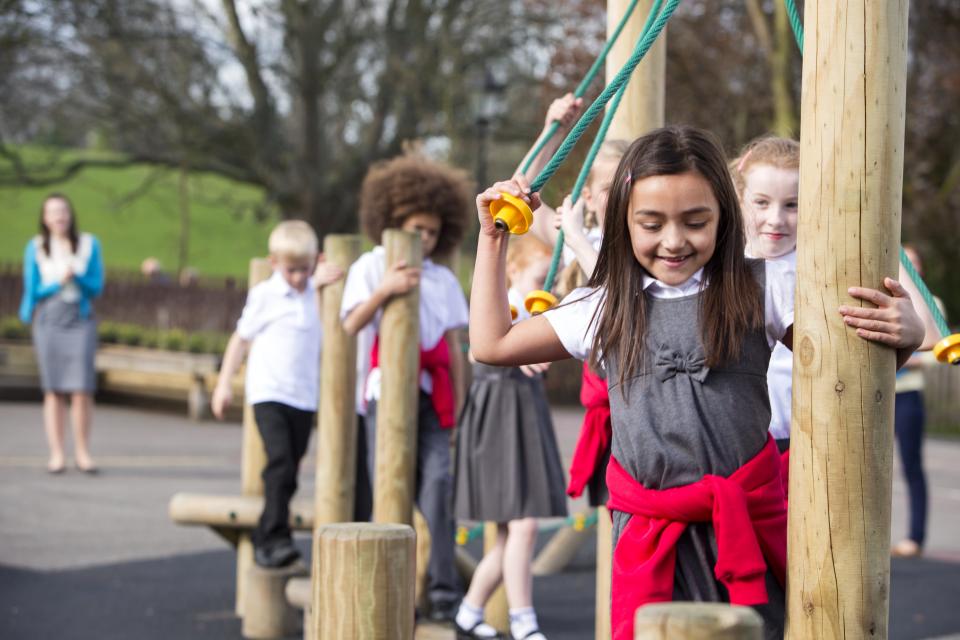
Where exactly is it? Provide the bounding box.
[370,336,455,429]
[605,436,787,640]
[567,362,612,498]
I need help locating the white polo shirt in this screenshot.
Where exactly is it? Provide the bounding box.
[545,262,795,362]
[340,246,469,406]
[237,271,322,411]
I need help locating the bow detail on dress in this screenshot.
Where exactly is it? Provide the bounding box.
[652,343,709,383]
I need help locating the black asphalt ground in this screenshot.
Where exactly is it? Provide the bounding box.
[2,401,959,639]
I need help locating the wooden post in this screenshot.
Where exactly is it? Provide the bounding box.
[787,2,908,639]
[372,230,422,525]
[600,2,667,634]
[313,523,416,640]
[242,563,307,639]
[483,523,509,634]
[313,234,363,525]
[634,603,762,640]
[595,506,614,640]
[606,0,666,140]
[236,257,273,617]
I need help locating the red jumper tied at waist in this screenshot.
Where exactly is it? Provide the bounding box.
[605,436,787,640]
[370,336,456,429]
[567,362,612,498]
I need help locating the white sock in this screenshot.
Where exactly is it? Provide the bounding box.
[455,602,498,637]
[509,606,542,639]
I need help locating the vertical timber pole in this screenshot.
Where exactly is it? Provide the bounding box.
[372,230,422,526]
[786,2,908,639]
[602,1,665,637]
[313,234,363,524]
[310,234,362,639]
[236,257,273,616]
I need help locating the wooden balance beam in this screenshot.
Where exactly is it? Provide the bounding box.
[168,492,315,546]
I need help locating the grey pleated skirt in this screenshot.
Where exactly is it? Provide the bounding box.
[453,363,568,522]
[32,296,97,393]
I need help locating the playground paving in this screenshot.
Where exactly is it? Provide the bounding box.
[1,399,960,639]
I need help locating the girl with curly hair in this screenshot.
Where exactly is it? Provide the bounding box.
[340,154,471,622]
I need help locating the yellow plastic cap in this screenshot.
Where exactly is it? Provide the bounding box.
[490,192,533,235]
[933,333,960,365]
[509,304,518,321]
[524,290,558,316]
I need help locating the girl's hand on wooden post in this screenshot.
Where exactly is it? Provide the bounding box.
[379,260,421,296]
[839,277,925,351]
[475,178,541,239]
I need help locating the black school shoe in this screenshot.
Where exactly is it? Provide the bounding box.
[454,620,503,639]
[426,599,459,624]
[254,541,300,568]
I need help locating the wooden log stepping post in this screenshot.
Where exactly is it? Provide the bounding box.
[242,563,308,639]
[373,229,422,526]
[787,2,908,639]
[236,257,273,617]
[634,603,762,640]
[313,523,416,640]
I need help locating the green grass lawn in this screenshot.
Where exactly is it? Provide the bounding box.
[0,147,277,278]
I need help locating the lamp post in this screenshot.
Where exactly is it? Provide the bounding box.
[474,67,506,190]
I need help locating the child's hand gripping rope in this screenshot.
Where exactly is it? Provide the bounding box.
[476,176,541,237]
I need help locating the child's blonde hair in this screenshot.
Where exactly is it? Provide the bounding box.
[268,220,319,260]
[729,136,800,195]
[506,234,552,276]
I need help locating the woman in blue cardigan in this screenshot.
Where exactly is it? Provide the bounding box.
[20,194,104,474]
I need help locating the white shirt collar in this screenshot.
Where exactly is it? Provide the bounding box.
[268,270,311,298]
[642,268,705,297]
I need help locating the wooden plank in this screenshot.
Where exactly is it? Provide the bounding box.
[168,493,314,530]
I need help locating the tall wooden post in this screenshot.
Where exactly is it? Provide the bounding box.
[601,1,666,636]
[306,235,362,639]
[606,0,666,141]
[787,2,908,639]
[372,230,422,525]
[314,523,416,640]
[313,235,363,524]
[236,257,273,616]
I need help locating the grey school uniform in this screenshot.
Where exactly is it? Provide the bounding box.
[606,260,785,638]
[33,294,98,394]
[453,363,568,522]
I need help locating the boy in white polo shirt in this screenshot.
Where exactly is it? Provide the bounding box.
[211,220,343,568]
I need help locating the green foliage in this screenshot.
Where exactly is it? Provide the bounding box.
[0,316,30,340]
[88,320,227,355]
[0,146,277,278]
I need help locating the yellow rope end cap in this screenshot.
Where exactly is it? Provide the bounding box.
[524,290,558,316]
[490,192,533,235]
[933,333,960,365]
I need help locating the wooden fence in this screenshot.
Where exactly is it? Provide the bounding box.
[0,264,246,334]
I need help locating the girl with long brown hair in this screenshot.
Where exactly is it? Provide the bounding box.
[469,125,925,640]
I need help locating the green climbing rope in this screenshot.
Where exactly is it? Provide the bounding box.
[782,0,950,338]
[784,0,803,51]
[520,0,643,175]
[529,0,679,195]
[542,0,665,293]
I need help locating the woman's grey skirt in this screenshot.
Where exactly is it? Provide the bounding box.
[32,296,97,393]
[453,363,568,522]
